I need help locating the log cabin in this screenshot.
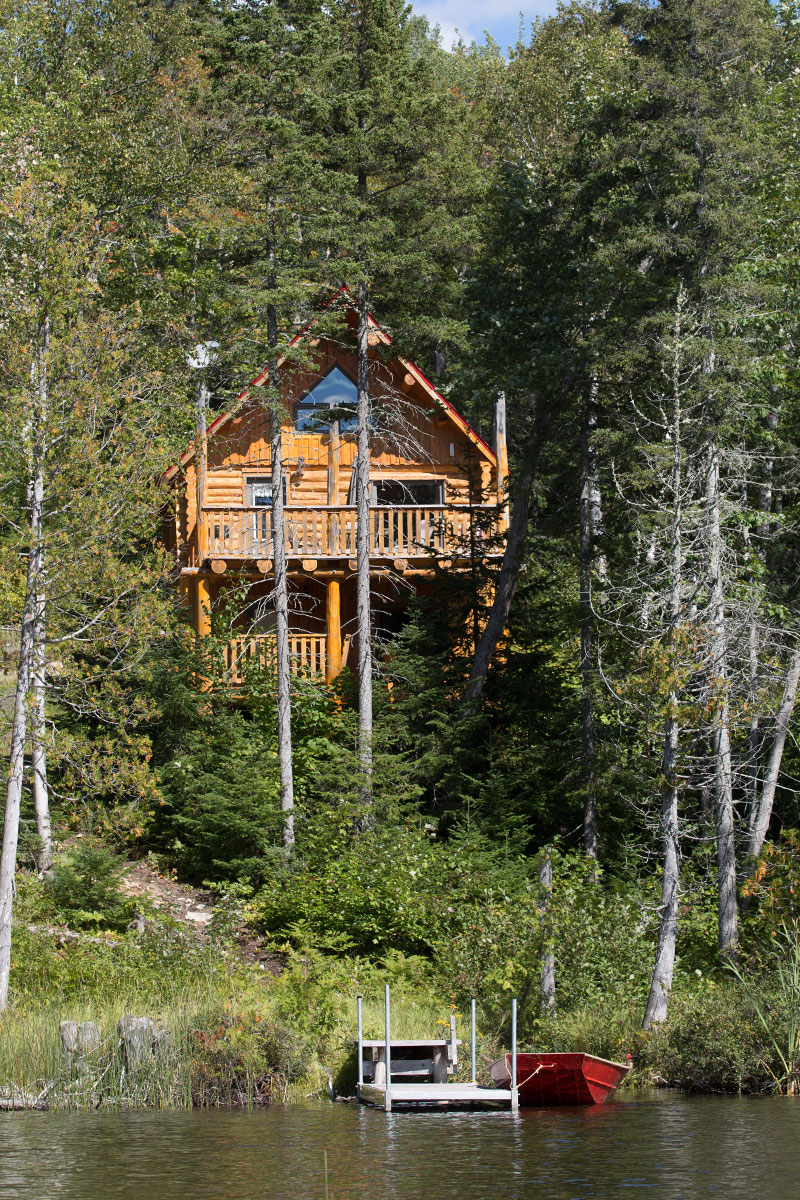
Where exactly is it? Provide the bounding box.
[162,298,509,684]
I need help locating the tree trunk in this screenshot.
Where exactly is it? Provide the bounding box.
[356,282,373,802]
[643,709,680,1028]
[30,317,51,872]
[0,426,44,1009]
[31,584,51,873]
[744,415,777,838]
[643,293,685,1028]
[579,378,604,859]
[706,438,738,955]
[538,849,556,1015]
[466,400,555,705]
[745,618,760,833]
[268,302,295,849]
[747,646,800,860]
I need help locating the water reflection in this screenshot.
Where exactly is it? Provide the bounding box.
[0,1094,793,1200]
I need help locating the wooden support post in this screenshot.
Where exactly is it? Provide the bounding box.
[470,997,477,1084]
[178,574,192,609]
[433,1047,447,1083]
[327,419,340,506]
[196,576,212,638]
[326,579,343,683]
[495,393,510,530]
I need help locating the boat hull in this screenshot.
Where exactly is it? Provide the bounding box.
[489,1052,630,1107]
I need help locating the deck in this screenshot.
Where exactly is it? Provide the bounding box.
[200,504,501,564]
[355,989,520,1115]
[357,1082,517,1111]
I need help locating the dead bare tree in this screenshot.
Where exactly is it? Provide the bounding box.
[747,646,800,860]
[355,284,374,803]
[265,284,295,849]
[0,403,43,1012]
[643,292,691,1028]
[705,438,738,956]
[579,376,606,860]
[538,849,556,1015]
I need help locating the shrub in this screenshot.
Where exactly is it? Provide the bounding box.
[645,984,770,1093]
[190,1012,314,1106]
[45,842,136,930]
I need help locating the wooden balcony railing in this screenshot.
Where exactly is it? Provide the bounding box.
[202,505,498,562]
[224,633,351,684]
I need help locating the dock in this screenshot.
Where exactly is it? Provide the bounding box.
[357,1081,517,1111]
[355,988,519,1113]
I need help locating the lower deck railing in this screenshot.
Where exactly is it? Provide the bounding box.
[224,634,350,684]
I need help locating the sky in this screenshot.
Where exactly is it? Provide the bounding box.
[412,0,559,51]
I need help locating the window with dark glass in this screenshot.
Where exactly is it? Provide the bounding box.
[373,480,444,506]
[295,367,358,432]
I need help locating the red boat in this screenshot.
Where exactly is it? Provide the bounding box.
[490,1052,631,1107]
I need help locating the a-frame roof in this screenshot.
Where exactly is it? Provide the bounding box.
[163,292,496,483]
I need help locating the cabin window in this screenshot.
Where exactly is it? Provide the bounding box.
[373,480,444,507]
[295,366,359,432]
[246,476,286,506]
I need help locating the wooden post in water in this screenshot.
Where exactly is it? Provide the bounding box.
[511,997,519,1113]
[384,983,392,1112]
[470,997,477,1084]
[357,994,364,1091]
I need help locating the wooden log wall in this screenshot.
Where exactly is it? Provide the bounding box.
[170,337,500,566]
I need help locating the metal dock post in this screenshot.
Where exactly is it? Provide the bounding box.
[470,997,477,1084]
[511,997,519,1113]
[357,994,364,1097]
[384,983,392,1112]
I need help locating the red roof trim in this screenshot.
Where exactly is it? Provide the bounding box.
[161,288,496,481]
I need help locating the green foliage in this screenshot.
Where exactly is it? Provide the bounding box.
[45,843,136,931]
[1,0,799,1095]
[644,984,772,1093]
[727,924,800,1093]
[190,1010,315,1106]
[254,809,443,955]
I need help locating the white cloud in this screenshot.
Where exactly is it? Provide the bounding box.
[412,0,559,49]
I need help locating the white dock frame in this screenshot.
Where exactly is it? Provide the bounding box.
[356,988,519,1113]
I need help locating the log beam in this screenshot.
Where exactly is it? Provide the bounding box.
[196,576,212,638]
[326,578,343,683]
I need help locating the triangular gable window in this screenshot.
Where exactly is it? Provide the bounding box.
[295,366,358,432]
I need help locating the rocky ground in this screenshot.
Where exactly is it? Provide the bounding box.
[120,857,284,975]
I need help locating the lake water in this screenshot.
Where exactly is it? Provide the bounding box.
[0,1093,795,1199]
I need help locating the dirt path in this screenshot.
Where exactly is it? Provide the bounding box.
[120,859,284,975]
[121,860,215,928]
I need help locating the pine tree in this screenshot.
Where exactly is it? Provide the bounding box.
[316,0,477,801]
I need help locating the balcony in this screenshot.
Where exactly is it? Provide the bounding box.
[223,634,351,685]
[201,504,500,564]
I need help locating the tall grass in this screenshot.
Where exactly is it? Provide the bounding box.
[0,1001,196,1109]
